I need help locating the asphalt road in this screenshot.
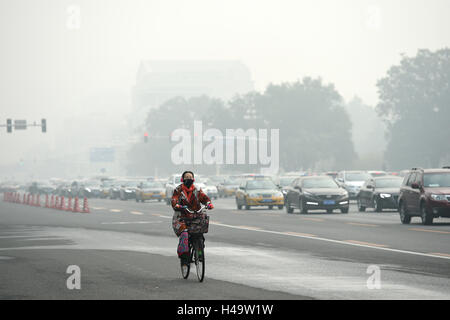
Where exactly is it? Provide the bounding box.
[1,195,449,300]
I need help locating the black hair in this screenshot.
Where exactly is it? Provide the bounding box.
[182,171,194,180]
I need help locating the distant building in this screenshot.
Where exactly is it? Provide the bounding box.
[132,60,254,112]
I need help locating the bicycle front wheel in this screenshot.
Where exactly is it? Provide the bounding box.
[194,241,205,282]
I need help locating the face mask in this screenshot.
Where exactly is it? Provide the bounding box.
[183,179,194,188]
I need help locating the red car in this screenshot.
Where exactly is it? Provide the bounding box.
[398,167,450,225]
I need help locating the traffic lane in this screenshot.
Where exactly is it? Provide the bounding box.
[0,248,306,300]
[0,224,448,300]
[81,198,450,257]
[3,200,449,269]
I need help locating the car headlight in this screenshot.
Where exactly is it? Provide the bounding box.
[431,194,446,201]
[379,193,392,198]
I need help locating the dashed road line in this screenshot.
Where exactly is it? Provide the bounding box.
[344,240,388,248]
[429,252,450,258]
[347,222,379,227]
[130,211,144,215]
[409,228,450,235]
[110,209,122,213]
[300,217,324,222]
[101,221,162,225]
[283,231,316,237]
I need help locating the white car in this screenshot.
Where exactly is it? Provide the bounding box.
[165,174,182,205]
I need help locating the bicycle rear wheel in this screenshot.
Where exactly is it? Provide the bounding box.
[180,245,191,279]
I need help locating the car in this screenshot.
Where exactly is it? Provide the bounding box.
[217,176,243,198]
[165,174,182,205]
[275,175,301,198]
[136,181,166,202]
[119,180,141,200]
[108,180,124,200]
[235,177,284,210]
[357,175,403,212]
[285,176,349,214]
[324,171,338,180]
[78,181,102,198]
[336,171,371,200]
[199,178,219,199]
[398,167,450,225]
[99,180,114,198]
[368,171,388,177]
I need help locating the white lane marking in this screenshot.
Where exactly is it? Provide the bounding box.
[110,209,122,213]
[0,236,35,239]
[209,222,450,260]
[101,221,162,225]
[91,207,107,210]
[130,211,144,215]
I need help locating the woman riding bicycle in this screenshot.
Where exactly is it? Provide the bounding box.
[172,171,214,267]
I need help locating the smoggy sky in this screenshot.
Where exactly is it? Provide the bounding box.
[0,0,449,167]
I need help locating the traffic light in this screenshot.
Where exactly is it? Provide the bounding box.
[41,119,46,133]
[144,132,149,143]
[6,119,12,133]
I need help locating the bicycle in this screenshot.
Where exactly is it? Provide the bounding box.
[179,205,209,282]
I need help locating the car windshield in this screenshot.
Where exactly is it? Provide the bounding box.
[303,178,339,189]
[225,179,241,185]
[246,180,277,190]
[376,179,402,188]
[346,173,371,181]
[123,181,140,187]
[142,181,163,188]
[279,177,296,186]
[102,180,114,187]
[423,173,450,188]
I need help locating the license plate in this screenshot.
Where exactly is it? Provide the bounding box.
[262,199,273,203]
[323,200,335,205]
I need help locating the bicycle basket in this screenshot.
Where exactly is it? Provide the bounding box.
[189,214,209,234]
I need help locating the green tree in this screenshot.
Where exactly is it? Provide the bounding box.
[376,48,450,169]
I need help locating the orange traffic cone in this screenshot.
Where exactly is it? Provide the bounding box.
[82,197,90,213]
[60,196,65,211]
[66,197,73,212]
[73,197,80,213]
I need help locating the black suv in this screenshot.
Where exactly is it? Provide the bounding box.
[398,167,450,225]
